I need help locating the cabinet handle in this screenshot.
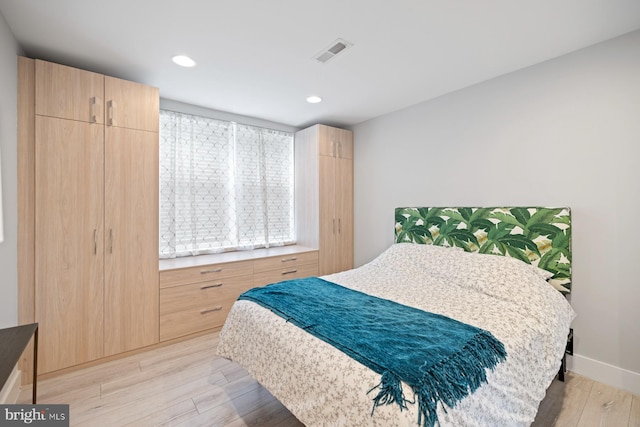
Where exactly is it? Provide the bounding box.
[108,229,113,254]
[93,229,97,255]
[338,218,341,234]
[200,268,223,274]
[332,141,337,157]
[90,97,97,123]
[200,283,223,290]
[107,100,114,126]
[281,257,297,263]
[282,269,298,275]
[337,141,342,158]
[201,306,223,315]
[333,219,336,234]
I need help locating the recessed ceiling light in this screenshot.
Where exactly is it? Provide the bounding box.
[306,96,322,104]
[172,55,196,67]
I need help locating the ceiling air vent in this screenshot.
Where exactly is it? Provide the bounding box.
[314,38,353,63]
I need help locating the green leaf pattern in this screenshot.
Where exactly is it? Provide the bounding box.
[395,207,572,293]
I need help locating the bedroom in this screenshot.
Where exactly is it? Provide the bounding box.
[0,1,639,426]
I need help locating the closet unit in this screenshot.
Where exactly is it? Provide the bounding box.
[22,58,159,373]
[295,124,354,275]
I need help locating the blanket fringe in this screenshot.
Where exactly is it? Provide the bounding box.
[369,371,409,414]
[371,331,506,427]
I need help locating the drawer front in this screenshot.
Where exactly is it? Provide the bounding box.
[160,275,252,316]
[160,302,234,341]
[253,262,319,287]
[160,260,253,288]
[253,250,319,273]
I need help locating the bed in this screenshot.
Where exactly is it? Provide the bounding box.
[217,207,575,426]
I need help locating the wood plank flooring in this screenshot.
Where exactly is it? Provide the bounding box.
[17,332,639,426]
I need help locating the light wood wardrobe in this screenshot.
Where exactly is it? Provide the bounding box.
[294,124,354,275]
[18,58,159,374]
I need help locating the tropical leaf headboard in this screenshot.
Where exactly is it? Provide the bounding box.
[394,207,572,293]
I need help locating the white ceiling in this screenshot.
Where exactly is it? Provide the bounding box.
[1,0,639,128]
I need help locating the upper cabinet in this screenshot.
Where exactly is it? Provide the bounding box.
[105,76,159,132]
[34,60,159,132]
[35,59,105,124]
[318,125,353,159]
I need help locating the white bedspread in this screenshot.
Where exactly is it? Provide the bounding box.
[217,243,575,426]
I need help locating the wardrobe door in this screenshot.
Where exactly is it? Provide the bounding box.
[335,155,354,273]
[35,60,104,124]
[35,116,104,373]
[318,154,337,275]
[104,126,159,356]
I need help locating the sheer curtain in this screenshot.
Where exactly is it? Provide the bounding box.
[159,110,294,258]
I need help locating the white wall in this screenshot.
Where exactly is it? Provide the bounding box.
[0,11,20,328]
[160,99,298,134]
[352,30,640,394]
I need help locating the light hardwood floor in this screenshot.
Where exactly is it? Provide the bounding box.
[17,332,640,426]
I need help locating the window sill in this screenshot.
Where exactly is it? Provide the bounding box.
[159,245,318,272]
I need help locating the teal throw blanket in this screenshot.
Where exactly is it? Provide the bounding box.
[239,277,507,427]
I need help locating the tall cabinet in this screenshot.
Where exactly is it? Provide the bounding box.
[295,124,353,275]
[22,58,159,374]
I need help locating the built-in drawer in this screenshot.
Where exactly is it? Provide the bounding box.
[160,275,253,315]
[253,250,319,273]
[160,260,253,289]
[253,262,319,287]
[159,274,252,341]
[160,302,234,342]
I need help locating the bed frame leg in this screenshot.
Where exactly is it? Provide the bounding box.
[558,328,573,382]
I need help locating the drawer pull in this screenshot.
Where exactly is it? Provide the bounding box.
[282,269,298,275]
[200,268,223,274]
[200,283,223,290]
[281,257,298,262]
[200,306,223,315]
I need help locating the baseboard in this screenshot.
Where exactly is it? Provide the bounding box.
[567,353,640,396]
[0,367,21,404]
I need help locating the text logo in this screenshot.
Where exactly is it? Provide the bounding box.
[0,405,69,426]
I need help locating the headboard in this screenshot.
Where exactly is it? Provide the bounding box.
[395,207,572,293]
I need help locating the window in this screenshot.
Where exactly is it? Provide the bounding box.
[159,110,294,258]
